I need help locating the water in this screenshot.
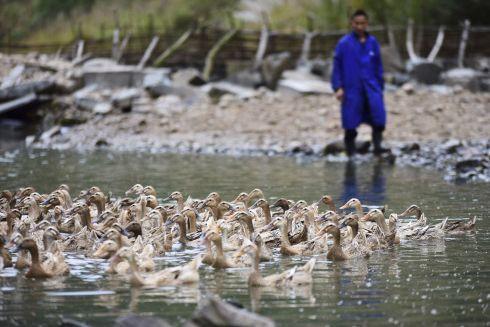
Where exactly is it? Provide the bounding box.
[1,149,489,326]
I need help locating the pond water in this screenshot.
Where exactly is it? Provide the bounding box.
[0,149,489,326]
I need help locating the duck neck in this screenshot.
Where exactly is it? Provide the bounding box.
[349,223,359,238]
[177,199,184,212]
[6,212,14,237]
[415,208,423,220]
[177,220,187,244]
[29,202,41,222]
[377,216,389,234]
[26,244,41,266]
[211,206,221,220]
[213,238,225,258]
[280,224,291,247]
[332,229,341,246]
[354,203,363,214]
[80,207,92,229]
[328,201,336,212]
[187,212,197,233]
[252,249,260,272]
[261,205,272,225]
[95,199,105,217]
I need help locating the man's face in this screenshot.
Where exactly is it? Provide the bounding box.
[351,15,368,35]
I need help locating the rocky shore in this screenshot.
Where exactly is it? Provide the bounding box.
[36,89,489,182]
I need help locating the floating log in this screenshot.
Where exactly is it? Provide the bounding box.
[0,93,38,115]
[153,29,193,67]
[137,36,159,70]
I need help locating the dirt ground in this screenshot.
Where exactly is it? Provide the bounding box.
[45,88,490,153]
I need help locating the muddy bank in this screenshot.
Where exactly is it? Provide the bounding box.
[34,89,489,182]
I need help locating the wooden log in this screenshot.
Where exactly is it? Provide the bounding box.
[427,26,445,62]
[202,29,238,81]
[137,36,159,70]
[153,29,193,67]
[458,20,471,68]
[73,40,84,62]
[114,33,131,63]
[297,32,317,67]
[0,80,55,102]
[0,93,38,115]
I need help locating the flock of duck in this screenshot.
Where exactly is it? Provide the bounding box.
[0,185,477,289]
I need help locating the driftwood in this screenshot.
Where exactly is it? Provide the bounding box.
[202,28,238,81]
[114,33,131,63]
[458,20,471,68]
[297,32,318,67]
[1,65,25,88]
[427,26,445,63]
[406,19,419,63]
[153,29,193,67]
[0,93,38,115]
[185,296,274,327]
[137,36,159,70]
[73,40,84,63]
[0,80,55,102]
[254,12,271,70]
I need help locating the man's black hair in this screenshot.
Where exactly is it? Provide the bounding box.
[351,9,368,20]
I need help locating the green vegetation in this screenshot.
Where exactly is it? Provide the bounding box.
[0,0,489,44]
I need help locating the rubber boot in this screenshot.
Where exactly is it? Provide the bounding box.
[372,126,389,156]
[344,129,357,157]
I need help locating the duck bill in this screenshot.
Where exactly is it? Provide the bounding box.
[360,214,370,222]
[339,204,348,210]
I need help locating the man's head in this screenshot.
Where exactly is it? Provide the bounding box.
[351,9,369,35]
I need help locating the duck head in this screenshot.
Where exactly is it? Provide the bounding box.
[124,222,142,238]
[142,185,157,197]
[339,198,362,211]
[399,205,422,219]
[271,198,291,211]
[125,184,143,196]
[361,209,384,222]
[250,198,268,210]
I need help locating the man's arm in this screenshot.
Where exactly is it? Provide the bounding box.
[331,42,344,100]
[374,40,384,91]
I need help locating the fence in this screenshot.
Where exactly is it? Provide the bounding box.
[1,26,489,70]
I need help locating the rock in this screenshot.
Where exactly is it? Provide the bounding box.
[185,296,274,327]
[1,64,26,88]
[279,69,333,94]
[442,68,486,91]
[290,142,314,155]
[400,142,420,153]
[155,95,185,115]
[323,141,344,155]
[93,102,112,114]
[201,81,256,101]
[95,138,109,147]
[0,80,56,102]
[228,68,263,88]
[115,314,171,327]
[442,139,461,154]
[261,52,291,90]
[401,82,415,95]
[455,159,486,173]
[40,125,61,142]
[172,68,206,86]
[410,62,443,84]
[111,88,142,110]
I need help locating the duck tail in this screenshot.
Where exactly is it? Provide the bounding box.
[300,258,316,274]
[469,216,477,227]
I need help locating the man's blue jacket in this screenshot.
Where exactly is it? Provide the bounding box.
[331,31,386,130]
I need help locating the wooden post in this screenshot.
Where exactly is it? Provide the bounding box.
[112,28,120,61]
[202,28,238,81]
[427,26,445,62]
[73,40,84,63]
[115,33,131,63]
[153,29,193,67]
[457,19,471,68]
[137,36,159,70]
[406,19,419,63]
[297,32,317,67]
[254,12,270,70]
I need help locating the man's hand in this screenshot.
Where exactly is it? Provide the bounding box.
[335,88,344,102]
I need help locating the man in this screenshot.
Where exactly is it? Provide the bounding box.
[331,9,387,157]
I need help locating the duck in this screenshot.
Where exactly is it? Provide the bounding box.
[244,241,316,287]
[14,238,69,278]
[267,217,309,256]
[339,198,364,215]
[361,209,399,245]
[165,214,200,247]
[318,195,337,212]
[121,249,201,287]
[249,199,273,226]
[322,223,370,261]
[438,216,476,234]
[204,230,241,269]
[0,235,13,268]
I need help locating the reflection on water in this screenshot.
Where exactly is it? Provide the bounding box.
[341,160,386,205]
[0,149,489,326]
